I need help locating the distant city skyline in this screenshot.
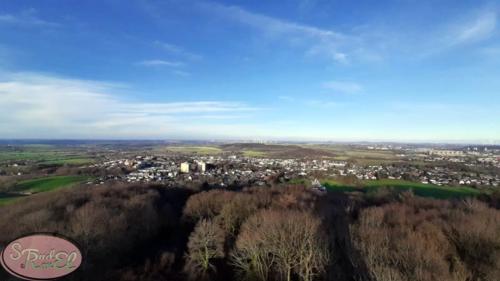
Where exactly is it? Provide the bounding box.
[0,1,499,142]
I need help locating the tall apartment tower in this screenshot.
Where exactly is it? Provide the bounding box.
[180,162,190,173]
[197,161,206,173]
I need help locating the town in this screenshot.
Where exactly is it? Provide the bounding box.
[85,145,500,189]
[1,141,500,281]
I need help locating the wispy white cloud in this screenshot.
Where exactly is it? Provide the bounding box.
[0,72,259,138]
[322,80,363,94]
[418,10,498,58]
[199,2,351,64]
[154,41,202,60]
[0,8,59,27]
[138,59,193,77]
[137,59,184,67]
[201,2,498,64]
[452,11,496,46]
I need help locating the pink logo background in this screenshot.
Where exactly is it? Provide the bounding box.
[1,233,82,280]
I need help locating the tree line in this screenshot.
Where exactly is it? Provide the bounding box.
[0,182,499,281]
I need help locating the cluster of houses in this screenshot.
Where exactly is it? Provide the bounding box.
[88,155,350,187]
[86,151,499,188]
[347,164,499,187]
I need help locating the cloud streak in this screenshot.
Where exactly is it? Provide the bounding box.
[138,59,185,67]
[417,10,498,58]
[452,11,496,45]
[199,1,351,63]
[154,41,203,61]
[0,8,59,27]
[137,60,191,76]
[199,2,499,64]
[0,72,258,138]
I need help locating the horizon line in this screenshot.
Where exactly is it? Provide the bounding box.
[0,138,499,146]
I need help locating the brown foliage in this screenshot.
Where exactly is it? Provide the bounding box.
[3,179,500,281]
[183,185,320,234]
[183,190,236,222]
[215,193,259,235]
[232,209,329,281]
[184,219,225,280]
[0,183,187,280]
[350,197,500,281]
[121,251,176,281]
[446,199,500,281]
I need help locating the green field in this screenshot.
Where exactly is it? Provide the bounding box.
[0,175,92,206]
[0,176,92,206]
[38,157,94,165]
[0,194,25,206]
[322,179,481,199]
[242,150,267,157]
[165,146,223,154]
[0,148,94,165]
[13,175,92,194]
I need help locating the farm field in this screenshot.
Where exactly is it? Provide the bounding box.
[221,143,336,158]
[0,175,92,206]
[305,145,402,164]
[0,146,95,165]
[322,179,481,199]
[164,146,223,154]
[38,157,95,165]
[12,175,92,194]
[242,150,267,157]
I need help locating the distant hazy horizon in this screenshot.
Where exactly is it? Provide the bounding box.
[0,138,498,146]
[0,1,499,141]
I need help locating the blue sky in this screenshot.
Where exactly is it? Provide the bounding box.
[0,0,499,142]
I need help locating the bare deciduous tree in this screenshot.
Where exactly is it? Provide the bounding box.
[184,219,225,280]
[232,209,329,281]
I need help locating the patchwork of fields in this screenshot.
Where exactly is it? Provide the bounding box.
[0,145,95,165]
[0,143,490,206]
[159,144,406,165]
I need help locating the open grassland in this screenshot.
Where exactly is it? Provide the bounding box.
[343,150,396,159]
[38,157,95,165]
[222,143,336,158]
[322,179,481,199]
[0,175,92,206]
[165,146,223,154]
[305,145,402,164]
[13,175,92,194]
[242,150,267,157]
[338,149,400,164]
[0,147,94,165]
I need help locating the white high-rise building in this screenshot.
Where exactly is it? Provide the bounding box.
[196,161,206,173]
[180,162,190,173]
